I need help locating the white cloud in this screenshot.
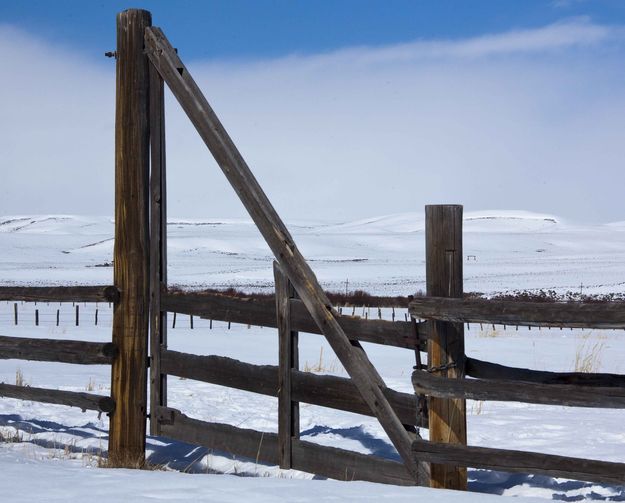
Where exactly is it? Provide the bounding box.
[2,18,625,223]
[289,16,618,65]
[552,0,590,9]
[0,25,115,216]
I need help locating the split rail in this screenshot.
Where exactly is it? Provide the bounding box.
[409,205,625,488]
[0,286,118,416]
[1,7,625,493]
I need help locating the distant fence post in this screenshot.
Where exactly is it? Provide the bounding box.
[274,262,299,469]
[109,8,152,467]
[425,204,467,490]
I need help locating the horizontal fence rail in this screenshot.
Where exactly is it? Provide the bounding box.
[161,350,427,427]
[466,357,625,388]
[409,296,625,329]
[157,406,415,485]
[413,371,625,408]
[0,285,119,304]
[0,335,117,365]
[0,383,115,413]
[412,438,625,485]
[163,290,427,350]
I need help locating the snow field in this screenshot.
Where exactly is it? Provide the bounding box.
[2,211,625,500]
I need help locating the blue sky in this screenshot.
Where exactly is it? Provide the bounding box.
[2,0,625,60]
[2,1,625,223]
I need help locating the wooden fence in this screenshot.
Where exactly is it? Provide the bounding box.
[2,7,624,494]
[0,286,118,415]
[149,267,428,485]
[409,205,625,488]
[0,9,430,482]
[143,9,428,485]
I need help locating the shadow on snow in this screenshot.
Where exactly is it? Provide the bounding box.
[1,413,623,500]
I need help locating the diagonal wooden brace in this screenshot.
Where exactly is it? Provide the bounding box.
[144,26,426,483]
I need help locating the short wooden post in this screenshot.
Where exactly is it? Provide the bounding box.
[14,303,17,325]
[109,8,152,467]
[425,204,467,490]
[274,262,299,469]
[56,309,60,326]
[35,309,39,326]
[75,305,79,326]
[148,45,168,436]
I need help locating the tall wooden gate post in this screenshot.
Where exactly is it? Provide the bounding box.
[425,205,467,490]
[148,33,168,436]
[109,8,152,467]
[274,262,300,468]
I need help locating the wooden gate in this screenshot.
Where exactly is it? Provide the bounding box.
[115,9,430,485]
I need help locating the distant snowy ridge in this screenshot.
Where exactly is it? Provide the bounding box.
[2,212,625,296]
[0,210,563,236]
[464,210,558,223]
[316,210,561,234]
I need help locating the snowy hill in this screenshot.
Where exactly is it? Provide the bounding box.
[1,212,625,501]
[1,211,625,296]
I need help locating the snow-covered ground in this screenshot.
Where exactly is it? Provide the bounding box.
[1,212,624,501]
[2,211,625,296]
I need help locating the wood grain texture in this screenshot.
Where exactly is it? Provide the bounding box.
[0,383,114,413]
[274,262,299,468]
[291,439,414,485]
[413,371,625,408]
[157,407,415,485]
[466,357,625,387]
[148,57,167,436]
[0,335,116,364]
[0,286,119,303]
[409,297,625,329]
[162,290,427,350]
[291,370,427,428]
[145,26,421,480]
[425,205,466,490]
[412,438,625,485]
[290,298,426,350]
[160,350,427,427]
[109,8,151,467]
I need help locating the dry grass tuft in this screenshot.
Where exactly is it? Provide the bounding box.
[574,333,606,373]
[470,400,485,415]
[100,452,166,471]
[303,347,342,373]
[15,368,26,387]
[0,427,23,443]
[478,327,502,338]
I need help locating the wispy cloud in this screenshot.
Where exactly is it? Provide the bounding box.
[1,19,625,223]
[302,17,620,65]
[552,0,590,9]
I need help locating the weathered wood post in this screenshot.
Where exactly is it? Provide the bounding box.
[274,262,300,469]
[148,36,167,437]
[425,204,467,490]
[109,8,152,467]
